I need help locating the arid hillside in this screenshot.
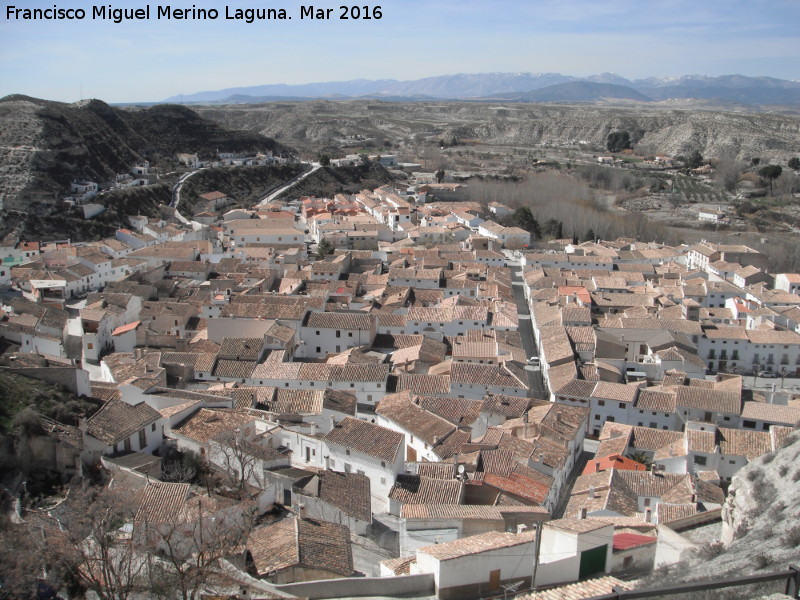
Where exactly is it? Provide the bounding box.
[196,100,800,160]
[0,95,294,208]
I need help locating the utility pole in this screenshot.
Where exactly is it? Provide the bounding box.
[531,520,543,591]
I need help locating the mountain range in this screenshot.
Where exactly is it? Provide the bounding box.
[163,73,800,106]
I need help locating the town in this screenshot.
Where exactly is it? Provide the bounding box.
[1,152,799,600]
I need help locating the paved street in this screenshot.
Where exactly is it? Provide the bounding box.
[507,257,547,399]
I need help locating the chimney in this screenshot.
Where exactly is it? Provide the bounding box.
[239,588,251,600]
[579,507,587,520]
[330,416,336,430]
[517,524,528,534]
[588,486,596,499]
[433,435,440,445]
[309,422,317,436]
[556,413,563,424]
[299,503,308,520]
[595,461,601,473]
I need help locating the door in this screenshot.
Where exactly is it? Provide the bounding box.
[579,545,607,579]
[305,447,311,462]
[488,569,501,591]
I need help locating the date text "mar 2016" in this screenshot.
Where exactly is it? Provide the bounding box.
[300,6,382,19]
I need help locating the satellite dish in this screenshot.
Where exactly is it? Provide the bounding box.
[457,464,466,475]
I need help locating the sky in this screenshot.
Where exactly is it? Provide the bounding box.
[0,0,798,103]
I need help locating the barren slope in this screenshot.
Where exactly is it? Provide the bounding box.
[197,101,800,160]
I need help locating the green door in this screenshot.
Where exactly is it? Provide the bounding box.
[579,545,607,579]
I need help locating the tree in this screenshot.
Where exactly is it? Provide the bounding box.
[317,237,335,259]
[543,218,563,240]
[758,164,783,196]
[142,495,258,600]
[318,154,331,166]
[513,206,540,238]
[687,150,704,169]
[583,228,596,243]
[210,427,270,498]
[49,485,148,600]
[607,131,631,153]
[789,157,800,171]
[435,169,445,184]
[752,364,762,387]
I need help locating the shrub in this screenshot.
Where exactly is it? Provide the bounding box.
[784,525,800,547]
[762,452,775,464]
[696,541,725,559]
[793,469,800,483]
[753,553,772,569]
[779,465,789,477]
[746,469,760,482]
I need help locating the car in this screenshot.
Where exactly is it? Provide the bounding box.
[528,356,540,365]
[760,371,777,378]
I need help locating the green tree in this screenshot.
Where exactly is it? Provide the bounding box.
[513,207,540,238]
[316,238,335,259]
[606,131,631,153]
[687,150,704,169]
[788,157,800,170]
[583,228,596,242]
[543,218,563,240]
[318,154,331,166]
[759,164,783,196]
[435,169,445,184]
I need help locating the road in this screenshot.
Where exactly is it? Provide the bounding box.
[507,255,547,400]
[170,168,207,229]
[256,162,320,206]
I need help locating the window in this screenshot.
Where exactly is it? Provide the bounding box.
[618,403,625,409]
[594,415,600,420]
[381,461,386,467]
[138,429,147,449]
[693,455,707,466]
[598,400,605,406]
[336,330,341,338]
[344,463,352,473]
[345,449,351,455]
[87,343,93,350]
[151,423,156,432]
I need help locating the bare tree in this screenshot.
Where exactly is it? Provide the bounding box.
[50,485,148,600]
[142,495,258,600]
[210,428,273,499]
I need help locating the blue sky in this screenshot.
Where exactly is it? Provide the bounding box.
[1,0,798,103]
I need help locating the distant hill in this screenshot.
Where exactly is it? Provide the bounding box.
[163,73,800,106]
[492,81,652,103]
[0,95,294,207]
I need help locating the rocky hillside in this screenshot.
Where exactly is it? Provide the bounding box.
[0,95,294,208]
[640,429,800,598]
[276,162,396,200]
[196,100,800,161]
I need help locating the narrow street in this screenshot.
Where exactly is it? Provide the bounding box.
[507,255,547,400]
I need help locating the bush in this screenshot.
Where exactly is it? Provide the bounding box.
[746,469,760,482]
[696,541,725,559]
[793,469,800,482]
[779,465,789,477]
[753,553,772,569]
[784,525,800,548]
